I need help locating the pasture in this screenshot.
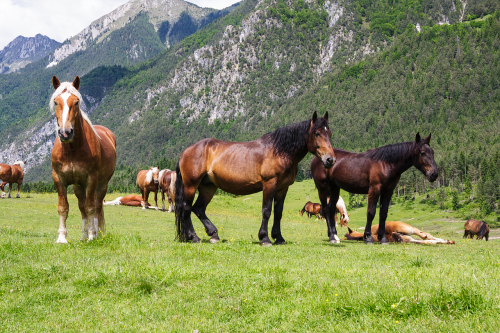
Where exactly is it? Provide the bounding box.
[1,180,499,332]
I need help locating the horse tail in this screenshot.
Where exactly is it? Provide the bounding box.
[174,163,187,241]
[478,221,487,239]
[169,171,177,200]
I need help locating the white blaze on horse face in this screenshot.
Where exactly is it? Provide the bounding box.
[60,92,72,131]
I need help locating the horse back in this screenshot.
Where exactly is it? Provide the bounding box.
[160,171,172,192]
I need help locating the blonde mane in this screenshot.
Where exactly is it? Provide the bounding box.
[49,82,100,138]
[13,160,25,171]
[145,167,158,184]
[158,169,170,186]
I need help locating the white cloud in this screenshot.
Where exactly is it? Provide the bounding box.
[0,0,240,50]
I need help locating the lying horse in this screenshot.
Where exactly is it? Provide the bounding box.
[136,167,160,210]
[50,76,117,243]
[345,221,455,244]
[312,133,438,244]
[175,112,335,245]
[0,160,25,198]
[104,194,150,207]
[159,169,176,212]
[464,219,489,241]
[299,201,323,219]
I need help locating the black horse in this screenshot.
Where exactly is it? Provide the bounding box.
[175,112,336,245]
[311,133,438,244]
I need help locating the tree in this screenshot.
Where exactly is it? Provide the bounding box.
[452,190,459,211]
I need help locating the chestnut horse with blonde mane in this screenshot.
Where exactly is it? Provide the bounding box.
[299,201,323,219]
[312,133,438,244]
[0,160,26,198]
[331,195,349,228]
[137,167,160,210]
[175,112,336,245]
[104,194,150,207]
[345,221,455,244]
[159,169,176,212]
[50,76,117,243]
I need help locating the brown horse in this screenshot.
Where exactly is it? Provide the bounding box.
[312,133,438,244]
[136,167,160,210]
[0,160,25,198]
[344,221,455,244]
[464,219,489,241]
[331,195,349,228]
[159,169,176,212]
[175,112,335,245]
[50,76,117,243]
[104,194,150,207]
[299,201,323,219]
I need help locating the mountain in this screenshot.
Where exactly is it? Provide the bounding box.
[1,0,499,186]
[0,34,60,74]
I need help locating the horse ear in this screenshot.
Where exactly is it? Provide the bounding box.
[323,111,329,121]
[72,76,80,90]
[312,111,318,123]
[348,227,353,234]
[415,132,421,143]
[425,133,431,144]
[52,76,61,90]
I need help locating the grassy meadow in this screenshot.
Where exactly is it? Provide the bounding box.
[0,179,499,332]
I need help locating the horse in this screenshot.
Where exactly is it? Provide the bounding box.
[0,160,25,198]
[464,219,489,241]
[159,169,176,212]
[136,167,160,210]
[50,75,117,243]
[344,221,455,244]
[175,112,336,245]
[299,201,323,219]
[104,194,150,207]
[312,133,438,244]
[331,195,349,228]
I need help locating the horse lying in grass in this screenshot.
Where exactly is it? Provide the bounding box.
[331,195,349,228]
[0,160,25,198]
[299,201,323,219]
[159,169,176,212]
[103,194,150,207]
[175,112,336,245]
[50,76,117,243]
[344,221,455,244]
[137,167,160,210]
[312,133,438,244]
[464,219,489,241]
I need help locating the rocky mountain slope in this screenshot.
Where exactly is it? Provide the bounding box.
[0,34,60,74]
[1,0,498,183]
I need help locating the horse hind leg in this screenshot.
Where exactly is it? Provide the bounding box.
[0,182,6,198]
[271,188,288,245]
[192,183,219,243]
[74,185,89,241]
[95,181,110,236]
[7,183,12,198]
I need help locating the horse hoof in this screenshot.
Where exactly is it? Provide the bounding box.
[329,239,340,244]
[274,241,286,245]
[261,242,273,247]
[209,238,218,244]
[364,241,374,245]
[56,237,68,244]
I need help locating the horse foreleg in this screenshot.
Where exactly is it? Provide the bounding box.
[271,188,288,245]
[154,189,159,210]
[259,181,276,246]
[325,186,340,244]
[143,190,150,210]
[377,192,392,245]
[364,186,381,245]
[16,182,21,198]
[84,177,98,241]
[54,173,69,243]
[192,184,218,243]
[7,183,12,198]
[161,189,166,211]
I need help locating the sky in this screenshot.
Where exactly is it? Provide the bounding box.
[0,0,238,50]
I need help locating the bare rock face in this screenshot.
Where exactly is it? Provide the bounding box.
[0,34,60,73]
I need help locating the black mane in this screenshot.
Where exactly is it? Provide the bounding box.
[364,141,421,164]
[268,117,329,157]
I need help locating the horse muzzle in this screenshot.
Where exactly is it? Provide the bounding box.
[58,129,74,142]
[322,155,336,169]
[427,171,438,182]
[154,180,159,185]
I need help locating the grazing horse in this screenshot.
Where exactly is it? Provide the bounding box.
[299,201,323,219]
[175,112,335,245]
[104,194,150,207]
[0,160,25,198]
[344,221,455,244]
[312,133,438,244]
[50,75,117,243]
[332,195,349,228]
[137,167,160,210]
[159,169,176,212]
[464,219,489,241]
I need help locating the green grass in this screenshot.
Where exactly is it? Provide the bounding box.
[1,179,499,332]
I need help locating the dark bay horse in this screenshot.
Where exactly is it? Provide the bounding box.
[175,112,335,245]
[312,133,438,244]
[50,76,117,243]
[0,160,25,198]
[464,219,489,241]
[159,169,176,212]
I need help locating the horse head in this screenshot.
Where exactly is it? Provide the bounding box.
[344,227,364,241]
[339,213,350,227]
[413,133,438,182]
[146,167,160,185]
[51,76,82,143]
[13,160,26,171]
[307,111,336,169]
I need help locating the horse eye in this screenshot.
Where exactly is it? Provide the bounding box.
[315,132,320,137]
[421,152,426,156]
[75,101,79,105]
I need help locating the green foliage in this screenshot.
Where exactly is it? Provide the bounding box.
[452,190,459,210]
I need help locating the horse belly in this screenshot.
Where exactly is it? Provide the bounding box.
[210,172,263,195]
